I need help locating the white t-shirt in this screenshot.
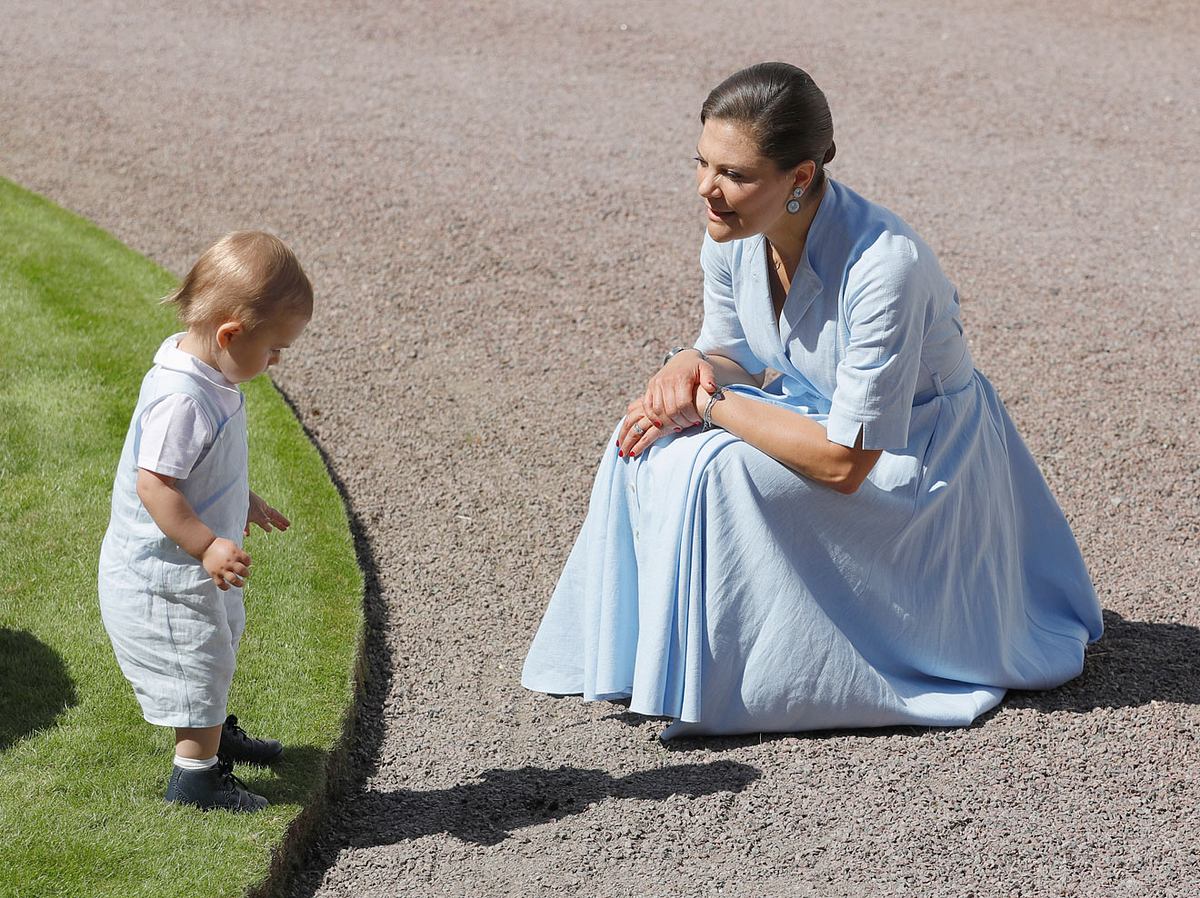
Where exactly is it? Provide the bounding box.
[137,334,243,479]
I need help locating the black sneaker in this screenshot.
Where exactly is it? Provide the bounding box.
[219,714,284,765]
[165,758,268,812]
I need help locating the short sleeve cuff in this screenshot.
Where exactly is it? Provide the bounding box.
[692,341,768,377]
[826,405,911,451]
[136,394,211,479]
[136,461,191,479]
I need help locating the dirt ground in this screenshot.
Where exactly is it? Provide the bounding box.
[3,1,1198,895]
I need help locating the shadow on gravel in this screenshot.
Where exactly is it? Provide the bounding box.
[273,383,393,786]
[1005,608,1200,713]
[610,610,1200,754]
[263,385,392,898]
[0,628,77,752]
[335,761,760,848]
[645,719,941,753]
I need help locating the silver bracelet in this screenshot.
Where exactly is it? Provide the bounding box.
[663,346,710,367]
[701,384,726,432]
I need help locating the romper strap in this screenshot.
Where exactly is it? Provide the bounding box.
[132,369,240,470]
[146,369,229,434]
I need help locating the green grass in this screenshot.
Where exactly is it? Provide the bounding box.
[0,179,364,898]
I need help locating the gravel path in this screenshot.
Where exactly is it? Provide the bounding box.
[4,2,1198,895]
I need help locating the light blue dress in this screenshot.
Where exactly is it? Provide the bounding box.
[522,179,1103,739]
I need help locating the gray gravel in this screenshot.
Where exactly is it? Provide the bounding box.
[4,1,1199,895]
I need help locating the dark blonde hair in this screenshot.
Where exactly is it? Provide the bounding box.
[164,231,313,331]
[701,62,836,190]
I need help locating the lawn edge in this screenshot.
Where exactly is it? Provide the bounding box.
[247,381,378,898]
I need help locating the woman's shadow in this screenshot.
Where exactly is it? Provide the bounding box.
[0,629,77,751]
[277,758,759,896]
[333,760,761,848]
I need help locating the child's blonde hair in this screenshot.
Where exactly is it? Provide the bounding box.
[164,231,313,331]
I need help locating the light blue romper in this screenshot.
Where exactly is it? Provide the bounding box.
[522,179,1104,738]
[98,355,249,729]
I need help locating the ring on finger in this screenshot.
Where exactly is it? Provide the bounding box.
[632,423,646,436]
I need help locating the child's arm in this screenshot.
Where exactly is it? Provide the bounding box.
[136,468,251,591]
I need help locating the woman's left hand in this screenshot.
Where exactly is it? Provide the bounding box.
[245,490,291,535]
[617,397,672,458]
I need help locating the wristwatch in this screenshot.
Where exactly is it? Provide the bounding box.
[663,346,710,367]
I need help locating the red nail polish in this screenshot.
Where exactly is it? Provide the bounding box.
[618,450,623,457]
[653,421,662,428]
[674,427,682,432]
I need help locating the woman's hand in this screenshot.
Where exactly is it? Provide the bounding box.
[245,490,291,535]
[617,397,670,458]
[642,350,719,433]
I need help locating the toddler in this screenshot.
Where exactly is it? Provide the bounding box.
[98,231,312,812]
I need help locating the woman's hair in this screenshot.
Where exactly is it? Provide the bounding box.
[163,230,313,331]
[700,62,836,189]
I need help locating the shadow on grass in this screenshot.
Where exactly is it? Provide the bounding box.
[237,746,333,806]
[0,629,77,752]
[332,760,760,848]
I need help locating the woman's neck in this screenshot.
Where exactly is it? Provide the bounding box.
[764,179,826,278]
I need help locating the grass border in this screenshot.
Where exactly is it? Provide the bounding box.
[247,388,382,898]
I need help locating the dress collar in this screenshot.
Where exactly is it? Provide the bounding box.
[744,179,841,354]
[781,177,839,325]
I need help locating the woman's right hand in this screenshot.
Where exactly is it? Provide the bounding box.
[643,349,719,432]
[202,538,252,591]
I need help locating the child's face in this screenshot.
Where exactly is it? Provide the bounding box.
[215,311,311,383]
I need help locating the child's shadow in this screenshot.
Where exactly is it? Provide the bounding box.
[321,760,760,848]
[242,745,334,807]
[0,629,77,752]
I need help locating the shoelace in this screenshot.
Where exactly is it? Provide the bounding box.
[216,757,252,797]
[225,715,266,748]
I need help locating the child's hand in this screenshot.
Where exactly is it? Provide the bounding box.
[246,490,291,535]
[202,538,252,591]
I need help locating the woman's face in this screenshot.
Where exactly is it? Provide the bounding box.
[695,118,806,242]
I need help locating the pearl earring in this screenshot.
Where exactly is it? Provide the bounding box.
[786,187,804,214]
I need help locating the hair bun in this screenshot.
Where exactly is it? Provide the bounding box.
[823,141,837,165]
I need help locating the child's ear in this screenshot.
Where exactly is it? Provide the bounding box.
[215,321,243,350]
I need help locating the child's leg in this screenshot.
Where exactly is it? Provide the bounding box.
[175,725,222,760]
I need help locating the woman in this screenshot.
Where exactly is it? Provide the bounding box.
[522,62,1103,739]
